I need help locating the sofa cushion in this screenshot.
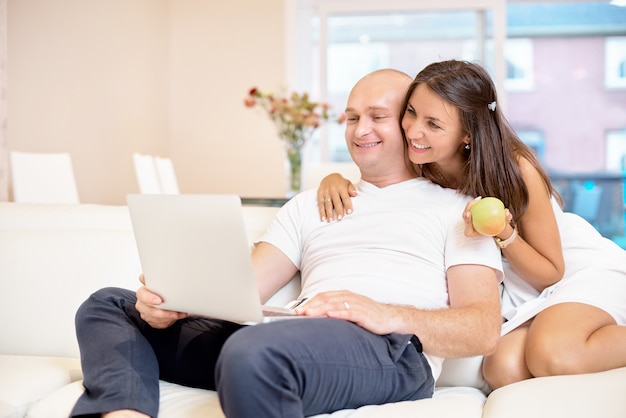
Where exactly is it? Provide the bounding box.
[436,356,490,394]
[0,402,18,418]
[240,205,282,246]
[28,379,485,418]
[26,380,228,418]
[0,356,81,418]
[0,228,142,358]
[335,387,485,418]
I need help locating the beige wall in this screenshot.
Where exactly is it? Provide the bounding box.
[7,0,286,205]
[168,0,286,199]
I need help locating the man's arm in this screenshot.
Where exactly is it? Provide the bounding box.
[297,264,501,358]
[407,264,501,357]
[252,241,299,304]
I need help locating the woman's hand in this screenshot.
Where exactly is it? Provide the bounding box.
[317,173,357,222]
[136,274,187,329]
[463,197,513,238]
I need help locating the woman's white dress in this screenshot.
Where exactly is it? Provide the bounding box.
[500,197,626,335]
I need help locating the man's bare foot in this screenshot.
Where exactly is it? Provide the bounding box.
[102,410,150,418]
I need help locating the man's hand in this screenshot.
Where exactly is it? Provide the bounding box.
[136,274,187,329]
[296,264,502,358]
[296,290,400,335]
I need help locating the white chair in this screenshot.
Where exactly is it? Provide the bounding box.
[302,162,361,190]
[9,151,80,204]
[133,153,161,194]
[133,153,179,194]
[154,157,180,194]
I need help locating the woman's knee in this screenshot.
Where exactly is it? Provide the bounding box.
[525,332,573,376]
[482,324,532,389]
[483,349,531,389]
[525,304,616,377]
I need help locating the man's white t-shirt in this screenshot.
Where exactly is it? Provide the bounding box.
[259,178,503,380]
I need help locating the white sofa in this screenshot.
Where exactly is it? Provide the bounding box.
[1,201,625,418]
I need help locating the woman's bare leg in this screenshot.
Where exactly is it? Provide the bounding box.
[482,321,532,390]
[526,302,626,377]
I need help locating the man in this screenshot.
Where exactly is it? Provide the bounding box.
[72,69,502,418]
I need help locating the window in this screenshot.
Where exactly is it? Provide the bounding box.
[605,36,626,89]
[290,1,626,166]
[288,0,626,242]
[504,38,534,91]
[606,130,626,172]
[518,130,545,161]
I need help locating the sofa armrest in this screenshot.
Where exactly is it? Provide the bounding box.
[482,366,626,418]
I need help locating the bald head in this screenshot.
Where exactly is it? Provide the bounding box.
[347,69,412,115]
[355,68,412,87]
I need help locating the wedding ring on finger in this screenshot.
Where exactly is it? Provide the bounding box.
[343,301,350,310]
[322,198,332,203]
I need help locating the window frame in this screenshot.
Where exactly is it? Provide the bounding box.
[285,0,507,162]
[605,36,626,89]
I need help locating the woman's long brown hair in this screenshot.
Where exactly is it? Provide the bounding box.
[404,60,560,224]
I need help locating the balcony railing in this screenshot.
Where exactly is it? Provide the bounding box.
[550,172,626,248]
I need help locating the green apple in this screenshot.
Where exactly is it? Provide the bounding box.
[470,197,506,236]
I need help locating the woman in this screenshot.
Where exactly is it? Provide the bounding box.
[318,60,626,389]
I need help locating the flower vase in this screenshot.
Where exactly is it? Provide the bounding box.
[285,145,303,198]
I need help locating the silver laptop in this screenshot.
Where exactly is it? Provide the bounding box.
[126,194,298,324]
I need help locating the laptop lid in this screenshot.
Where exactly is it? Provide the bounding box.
[126,193,266,324]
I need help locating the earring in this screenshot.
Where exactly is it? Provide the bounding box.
[464,144,470,150]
